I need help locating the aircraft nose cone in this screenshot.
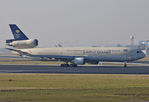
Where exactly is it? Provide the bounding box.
[140,53,146,59]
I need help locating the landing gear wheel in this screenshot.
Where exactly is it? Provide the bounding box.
[70,64,77,67]
[61,64,77,67]
[124,62,127,67]
[74,64,77,67]
[60,64,64,67]
[60,64,69,67]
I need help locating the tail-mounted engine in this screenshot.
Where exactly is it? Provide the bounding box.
[6,39,38,49]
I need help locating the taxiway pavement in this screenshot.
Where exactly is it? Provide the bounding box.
[0,65,149,74]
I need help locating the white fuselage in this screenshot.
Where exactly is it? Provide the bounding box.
[13,47,145,63]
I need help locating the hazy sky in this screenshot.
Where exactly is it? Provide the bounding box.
[0,0,149,48]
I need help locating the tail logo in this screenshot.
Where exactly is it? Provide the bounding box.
[15,30,20,38]
[15,33,20,39]
[15,30,20,33]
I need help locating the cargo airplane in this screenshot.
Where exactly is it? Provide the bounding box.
[6,24,146,67]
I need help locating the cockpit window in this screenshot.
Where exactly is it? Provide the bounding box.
[137,51,142,53]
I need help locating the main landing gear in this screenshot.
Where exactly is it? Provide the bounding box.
[124,62,127,67]
[60,64,77,67]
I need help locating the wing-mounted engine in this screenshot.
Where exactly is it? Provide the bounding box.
[6,39,38,49]
[72,57,85,65]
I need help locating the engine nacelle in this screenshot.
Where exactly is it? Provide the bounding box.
[7,39,38,49]
[72,57,85,65]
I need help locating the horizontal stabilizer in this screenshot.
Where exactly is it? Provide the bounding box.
[6,48,31,56]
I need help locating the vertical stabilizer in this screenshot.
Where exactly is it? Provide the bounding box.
[9,24,29,40]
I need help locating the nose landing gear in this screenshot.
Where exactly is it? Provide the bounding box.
[124,62,127,67]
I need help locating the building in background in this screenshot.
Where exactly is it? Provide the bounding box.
[138,40,149,55]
